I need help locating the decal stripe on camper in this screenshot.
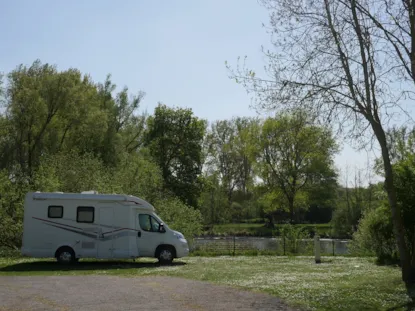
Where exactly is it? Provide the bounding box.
[32,217,139,241]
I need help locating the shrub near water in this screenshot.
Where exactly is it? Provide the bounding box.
[351,153,415,265]
[351,204,398,264]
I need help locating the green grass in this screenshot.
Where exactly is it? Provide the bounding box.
[202,223,333,237]
[0,256,410,310]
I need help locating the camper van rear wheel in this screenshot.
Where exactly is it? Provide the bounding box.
[158,247,174,265]
[56,247,76,264]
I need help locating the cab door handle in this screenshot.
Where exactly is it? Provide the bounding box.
[137,231,141,238]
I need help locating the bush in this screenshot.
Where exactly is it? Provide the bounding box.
[350,204,398,264]
[280,224,312,254]
[154,197,203,243]
[0,170,28,249]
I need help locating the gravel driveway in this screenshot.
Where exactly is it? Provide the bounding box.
[0,275,299,311]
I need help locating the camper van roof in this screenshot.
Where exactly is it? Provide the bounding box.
[31,192,154,210]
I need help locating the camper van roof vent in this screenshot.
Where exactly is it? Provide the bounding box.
[81,190,98,194]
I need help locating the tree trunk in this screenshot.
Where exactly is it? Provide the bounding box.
[371,121,415,289]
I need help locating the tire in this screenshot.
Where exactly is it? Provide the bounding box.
[56,247,76,264]
[158,247,174,265]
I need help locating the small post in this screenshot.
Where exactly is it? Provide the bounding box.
[233,235,236,256]
[283,235,286,255]
[332,239,335,256]
[314,234,321,264]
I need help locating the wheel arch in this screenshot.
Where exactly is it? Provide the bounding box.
[55,245,75,258]
[154,244,177,258]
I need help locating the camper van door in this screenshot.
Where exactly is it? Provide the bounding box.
[97,206,114,258]
[135,211,165,257]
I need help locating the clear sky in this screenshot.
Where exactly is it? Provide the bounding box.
[0,0,378,185]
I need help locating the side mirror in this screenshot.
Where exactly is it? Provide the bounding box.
[159,223,166,233]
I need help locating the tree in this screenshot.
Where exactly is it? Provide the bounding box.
[144,104,207,207]
[3,61,147,179]
[198,172,229,224]
[5,60,90,177]
[233,117,259,195]
[205,119,240,205]
[203,117,259,221]
[96,75,146,164]
[254,111,337,223]
[331,170,380,239]
[228,0,415,289]
[205,117,257,204]
[352,0,415,85]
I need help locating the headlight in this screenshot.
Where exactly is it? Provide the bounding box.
[174,232,185,240]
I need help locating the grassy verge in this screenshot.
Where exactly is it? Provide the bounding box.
[0,256,410,310]
[201,223,333,237]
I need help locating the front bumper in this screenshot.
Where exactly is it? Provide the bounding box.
[176,241,190,258]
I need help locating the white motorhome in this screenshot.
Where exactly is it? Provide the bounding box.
[21,191,189,264]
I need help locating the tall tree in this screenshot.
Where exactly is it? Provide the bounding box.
[228,0,415,288]
[205,117,258,205]
[3,61,146,178]
[5,60,95,177]
[206,119,240,205]
[255,111,337,223]
[144,104,206,207]
[233,117,258,194]
[353,0,415,85]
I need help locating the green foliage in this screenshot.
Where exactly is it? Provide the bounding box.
[144,104,206,208]
[331,175,384,239]
[33,152,110,193]
[0,61,204,249]
[254,110,338,222]
[154,197,203,243]
[353,133,415,264]
[350,204,398,264]
[198,172,230,224]
[3,61,147,175]
[394,155,415,262]
[109,152,164,203]
[280,224,313,255]
[0,170,28,249]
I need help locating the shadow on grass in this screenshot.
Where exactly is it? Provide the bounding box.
[0,260,186,272]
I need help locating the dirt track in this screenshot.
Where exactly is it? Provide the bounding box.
[0,275,299,311]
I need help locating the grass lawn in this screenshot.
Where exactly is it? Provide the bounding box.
[0,256,410,311]
[202,223,333,237]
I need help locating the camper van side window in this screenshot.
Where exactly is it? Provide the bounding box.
[77,206,94,223]
[139,214,160,232]
[48,205,63,218]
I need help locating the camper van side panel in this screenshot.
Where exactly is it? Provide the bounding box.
[22,195,99,258]
[110,205,135,258]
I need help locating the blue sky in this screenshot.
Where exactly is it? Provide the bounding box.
[0,0,377,185]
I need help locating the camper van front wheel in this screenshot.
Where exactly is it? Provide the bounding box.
[56,247,76,264]
[158,247,174,264]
